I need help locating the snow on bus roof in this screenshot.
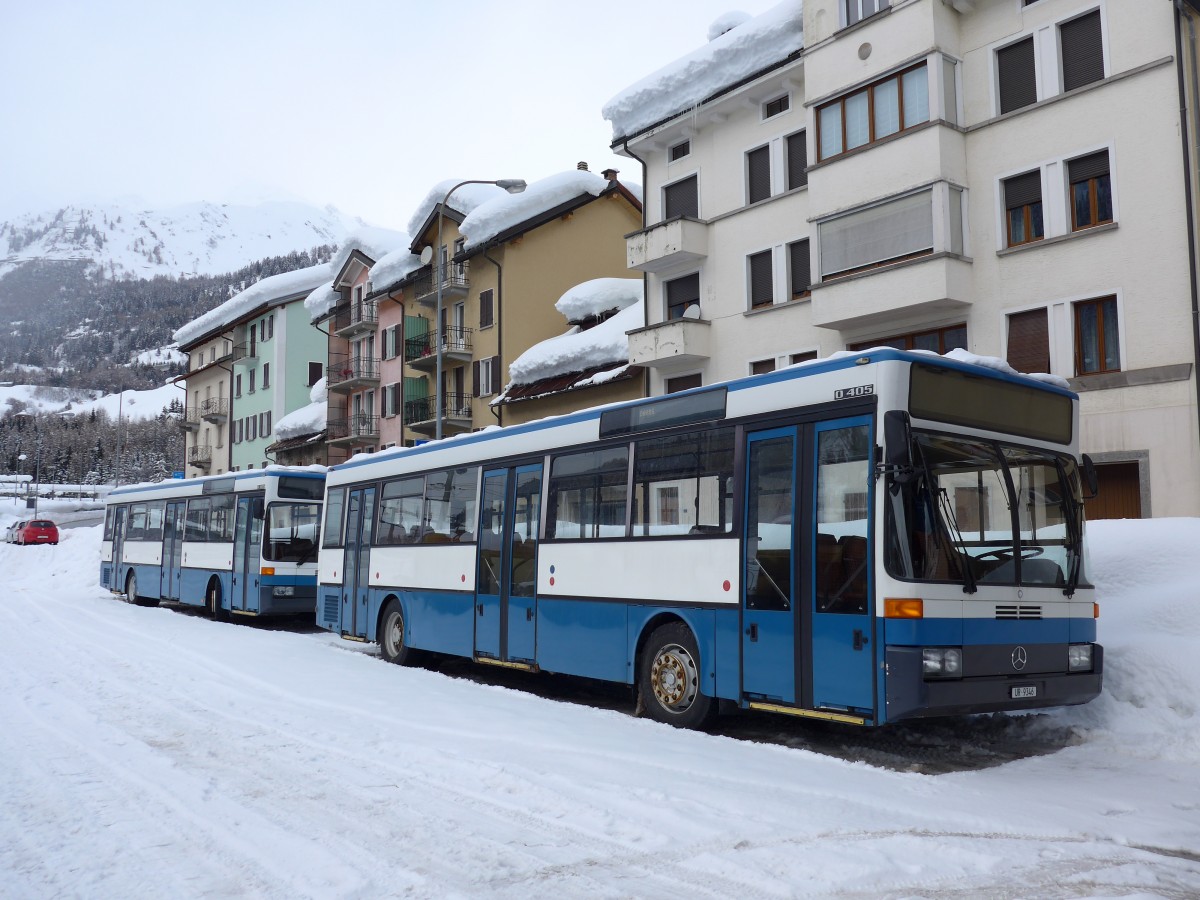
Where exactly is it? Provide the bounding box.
[109,465,327,497]
[603,1,804,141]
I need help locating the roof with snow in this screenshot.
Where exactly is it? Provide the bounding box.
[302,228,412,323]
[405,180,514,245]
[273,377,329,440]
[366,246,423,299]
[174,262,332,348]
[603,1,804,142]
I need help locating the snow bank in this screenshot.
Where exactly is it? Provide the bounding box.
[603,0,804,140]
[459,171,610,251]
[274,379,328,439]
[174,262,332,346]
[405,180,512,239]
[554,276,642,323]
[508,301,643,386]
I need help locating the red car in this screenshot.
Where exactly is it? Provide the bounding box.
[15,519,58,545]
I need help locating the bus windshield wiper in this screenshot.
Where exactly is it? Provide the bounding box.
[1056,458,1083,597]
[914,442,977,594]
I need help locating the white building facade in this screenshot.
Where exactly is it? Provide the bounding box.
[609,0,1200,518]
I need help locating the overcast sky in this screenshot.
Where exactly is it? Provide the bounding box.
[1,0,773,231]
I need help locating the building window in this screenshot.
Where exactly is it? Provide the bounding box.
[479,289,494,328]
[1069,150,1112,232]
[249,369,256,393]
[249,323,257,357]
[791,351,819,364]
[1074,296,1120,375]
[267,314,274,340]
[1006,308,1050,374]
[997,37,1037,115]
[819,189,934,278]
[235,373,242,397]
[750,358,776,376]
[786,131,807,190]
[669,140,690,162]
[843,0,889,27]
[1060,10,1104,93]
[248,416,258,441]
[762,94,789,119]
[748,250,774,309]
[665,272,701,320]
[474,356,501,397]
[665,373,702,394]
[262,363,270,389]
[788,239,811,299]
[308,362,322,386]
[1004,170,1043,247]
[850,324,966,354]
[664,175,699,220]
[747,145,771,204]
[818,63,927,161]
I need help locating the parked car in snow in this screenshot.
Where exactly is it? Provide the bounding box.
[12,519,58,545]
[5,520,28,543]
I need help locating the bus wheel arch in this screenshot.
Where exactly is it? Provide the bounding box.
[379,596,418,666]
[206,577,227,622]
[637,618,717,730]
[125,568,159,608]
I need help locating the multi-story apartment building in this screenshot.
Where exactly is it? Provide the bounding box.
[606,0,1200,518]
[174,264,332,476]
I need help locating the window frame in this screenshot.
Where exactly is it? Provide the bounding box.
[1073,295,1121,376]
[762,93,790,120]
[849,323,967,355]
[664,271,701,321]
[747,249,774,310]
[746,144,772,205]
[1003,170,1044,248]
[662,173,699,221]
[787,238,811,300]
[1068,151,1113,232]
[817,61,928,162]
[668,139,691,162]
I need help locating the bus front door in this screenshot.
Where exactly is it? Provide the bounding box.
[810,417,876,715]
[742,427,798,703]
[109,508,127,590]
[160,500,185,601]
[231,495,264,614]
[340,487,375,639]
[476,464,542,664]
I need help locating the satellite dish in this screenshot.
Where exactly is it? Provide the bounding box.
[682,304,701,319]
[420,246,433,265]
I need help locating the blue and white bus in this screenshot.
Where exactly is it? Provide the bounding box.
[101,467,325,618]
[316,350,1102,728]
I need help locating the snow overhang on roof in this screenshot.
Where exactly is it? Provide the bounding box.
[174,261,334,348]
[404,180,513,249]
[458,171,612,252]
[602,0,804,144]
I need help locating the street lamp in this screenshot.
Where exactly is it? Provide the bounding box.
[17,453,27,506]
[431,179,526,440]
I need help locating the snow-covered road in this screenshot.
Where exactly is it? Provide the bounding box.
[2,521,1199,898]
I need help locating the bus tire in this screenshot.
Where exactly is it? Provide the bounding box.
[638,622,717,730]
[207,578,227,622]
[379,599,417,666]
[125,570,159,608]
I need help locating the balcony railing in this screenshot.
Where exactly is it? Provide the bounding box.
[187,445,213,467]
[179,408,201,430]
[328,414,380,444]
[405,326,473,368]
[412,263,470,307]
[334,299,379,337]
[403,393,472,429]
[199,397,229,422]
[326,356,381,392]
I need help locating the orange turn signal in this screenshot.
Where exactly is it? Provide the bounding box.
[261,567,275,576]
[1094,602,1100,619]
[885,598,924,619]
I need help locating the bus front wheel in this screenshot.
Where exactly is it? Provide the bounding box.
[125,570,159,608]
[638,623,717,730]
[379,599,417,666]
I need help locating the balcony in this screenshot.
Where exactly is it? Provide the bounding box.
[809,255,973,331]
[199,397,229,423]
[626,218,709,274]
[627,317,712,370]
[187,445,212,469]
[411,263,470,308]
[405,326,473,371]
[327,414,380,447]
[179,407,201,431]
[326,356,381,393]
[232,340,257,366]
[334,299,378,338]
[404,393,472,435]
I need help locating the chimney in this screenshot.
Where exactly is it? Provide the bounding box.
[602,168,619,182]
[577,161,589,171]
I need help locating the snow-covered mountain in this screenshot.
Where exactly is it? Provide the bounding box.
[0,199,362,281]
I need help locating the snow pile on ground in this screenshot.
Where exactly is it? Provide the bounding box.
[459,171,610,250]
[405,180,513,239]
[603,0,804,140]
[274,379,328,440]
[507,290,643,386]
[555,276,642,323]
[174,262,332,346]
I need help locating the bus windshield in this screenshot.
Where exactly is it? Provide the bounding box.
[263,502,322,563]
[884,431,1087,594]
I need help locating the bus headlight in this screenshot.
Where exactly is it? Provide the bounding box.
[922,648,962,678]
[272,585,295,597]
[1068,644,1093,672]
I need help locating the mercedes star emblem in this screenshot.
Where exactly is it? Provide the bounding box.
[1011,646,1028,671]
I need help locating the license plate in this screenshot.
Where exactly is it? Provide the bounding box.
[1011,685,1037,699]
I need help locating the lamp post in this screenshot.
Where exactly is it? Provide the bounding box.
[432,178,526,440]
[17,453,27,508]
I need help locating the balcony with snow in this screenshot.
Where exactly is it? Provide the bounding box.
[626,218,709,274]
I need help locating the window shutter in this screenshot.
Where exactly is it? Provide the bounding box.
[1068,150,1109,183]
[666,272,701,319]
[747,146,771,204]
[1061,11,1104,93]
[490,356,501,394]
[789,239,811,297]
[472,360,480,397]
[1006,308,1050,374]
[1004,171,1042,209]
[479,289,494,328]
[664,175,698,219]
[786,132,807,190]
[997,37,1037,114]
[749,250,773,307]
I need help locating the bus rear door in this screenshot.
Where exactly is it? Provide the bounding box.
[160,500,185,601]
[476,463,542,665]
[340,486,375,639]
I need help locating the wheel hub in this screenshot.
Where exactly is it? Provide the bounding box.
[651,645,696,712]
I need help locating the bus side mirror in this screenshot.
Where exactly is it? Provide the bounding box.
[252,497,265,520]
[884,410,915,484]
[1081,454,1099,499]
